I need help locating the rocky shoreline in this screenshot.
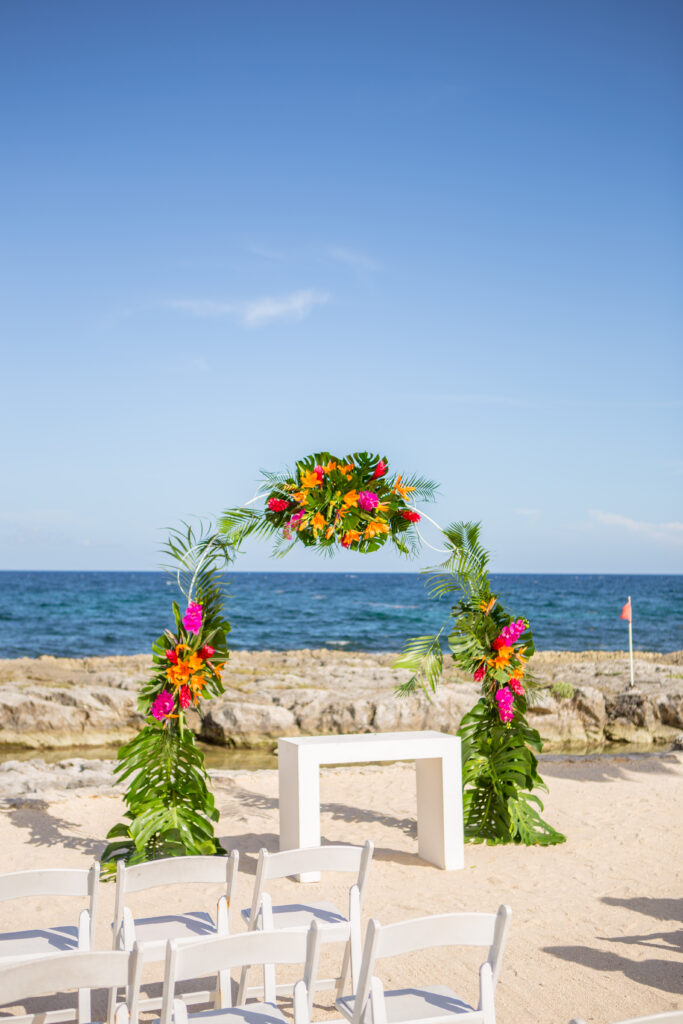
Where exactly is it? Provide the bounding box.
[1,648,682,756]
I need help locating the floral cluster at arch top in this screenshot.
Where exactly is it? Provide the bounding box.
[263,452,424,553]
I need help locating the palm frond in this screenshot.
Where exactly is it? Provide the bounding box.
[393,632,445,698]
[161,521,233,604]
[397,473,439,503]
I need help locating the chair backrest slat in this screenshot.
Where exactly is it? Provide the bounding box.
[0,949,141,1008]
[375,913,498,958]
[117,854,234,893]
[0,867,96,901]
[262,843,366,880]
[172,926,312,980]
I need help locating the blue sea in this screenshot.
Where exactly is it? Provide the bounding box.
[0,572,681,659]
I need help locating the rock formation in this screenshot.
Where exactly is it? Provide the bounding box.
[1,649,681,754]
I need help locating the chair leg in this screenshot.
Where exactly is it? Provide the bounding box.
[335,941,351,998]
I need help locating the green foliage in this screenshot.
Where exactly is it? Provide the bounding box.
[219,451,437,558]
[394,633,444,696]
[394,521,565,847]
[101,523,233,877]
[101,724,222,875]
[459,700,564,846]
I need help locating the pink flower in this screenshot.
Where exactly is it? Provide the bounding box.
[495,687,515,723]
[182,602,203,634]
[267,497,290,512]
[372,460,387,479]
[358,491,379,512]
[401,509,421,523]
[509,677,525,696]
[165,648,178,664]
[473,664,486,683]
[314,465,324,481]
[199,644,214,659]
[496,619,526,647]
[151,690,175,720]
[179,685,191,710]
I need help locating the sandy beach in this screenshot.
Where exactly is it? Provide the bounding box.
[2,751,682,1023]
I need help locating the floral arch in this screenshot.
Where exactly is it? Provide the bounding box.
[101,452,563,875]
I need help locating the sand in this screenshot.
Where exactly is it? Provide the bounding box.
[1,753,682,1023]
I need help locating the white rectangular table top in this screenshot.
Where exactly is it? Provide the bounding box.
[279,730,460,763]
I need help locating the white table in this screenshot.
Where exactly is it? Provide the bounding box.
[278,730,464,881]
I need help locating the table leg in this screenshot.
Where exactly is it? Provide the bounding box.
[278,745,321,881]
[415,751,464,870]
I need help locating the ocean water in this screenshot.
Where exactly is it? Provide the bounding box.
[0,571,681,659]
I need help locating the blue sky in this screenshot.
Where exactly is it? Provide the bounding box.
[1,0,681,573]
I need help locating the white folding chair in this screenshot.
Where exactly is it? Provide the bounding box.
[160,921,322,1024]
[335,906,512,1024]
[238,841,373,1003]
[113,853,238,1011]
[0,864,100,964]
[571,1015,683,1024]
[0,947,142,1024]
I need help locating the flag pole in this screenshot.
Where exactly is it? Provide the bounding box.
[628,594,635,688]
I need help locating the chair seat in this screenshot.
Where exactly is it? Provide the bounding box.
[337,985,475,1024]
[130,911,218,953]
[0,924,79,962]
[162,1003,288,1024]
[241,901,348,933]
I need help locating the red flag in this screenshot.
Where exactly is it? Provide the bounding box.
[620,598,632,623]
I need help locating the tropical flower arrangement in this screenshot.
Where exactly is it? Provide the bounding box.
[101,525,233,874]
[395,522,566,847]
[220,451,437,557]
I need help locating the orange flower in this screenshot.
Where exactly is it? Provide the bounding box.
[341,529,361,547]
[311,512,326,535]
[325,525,335,539]
[323,460,337,473]
[188,673,208,704]
[480,597,497,615]
[167,661,191,686]
[392,474,417,500]
[364,520,390,540]
[489,645,513,670]
[292,490,308,503]
[300,469,321,488]
[339,463,354,478]
[510,666,524,681]
[516,646,529,665]
[376,501,390,513]
[342,489,359,509]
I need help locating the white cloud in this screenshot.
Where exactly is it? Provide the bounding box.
[327,246,382,272]
[166,289,329,327]
[589,510,683,545]
[242,290,329,326]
